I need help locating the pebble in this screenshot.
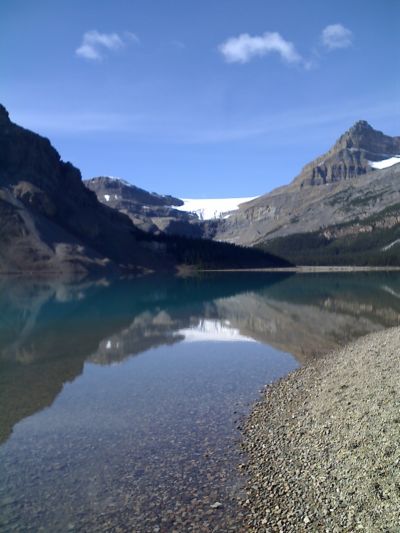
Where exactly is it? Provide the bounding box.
[210,502,223,509]
[239,327,400,531]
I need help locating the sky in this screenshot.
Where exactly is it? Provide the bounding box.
[1,0,399,198]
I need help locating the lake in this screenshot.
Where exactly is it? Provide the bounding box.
[1,272,400,532]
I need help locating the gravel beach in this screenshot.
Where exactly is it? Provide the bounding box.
[240,327,400,532]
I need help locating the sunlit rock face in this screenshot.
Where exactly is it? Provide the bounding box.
[292,120,400,187]
[214,122,400,246]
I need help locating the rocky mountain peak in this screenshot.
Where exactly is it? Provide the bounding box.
[334,120,397,152]
[292,121,400,187]
[0,104,10,124]
[349,119,373,132]
[342,120,374,143]
[85,176,184,208]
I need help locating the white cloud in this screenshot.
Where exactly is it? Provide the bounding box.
[76,30,138,61]
[321,24,353,50]
[218,31,302,65]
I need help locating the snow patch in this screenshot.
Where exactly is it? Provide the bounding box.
[381,285,400,299]
[103,193,119,201]
[368,156,400,170]
[382,239,400,252]
[176,196,257,220]
[178,319,256,343]
[105,176,132,187]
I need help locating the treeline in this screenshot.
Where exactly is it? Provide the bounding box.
[259,226,400,266]
[139,232,292,269]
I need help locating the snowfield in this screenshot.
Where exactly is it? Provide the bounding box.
[176,196,257,220]
[368,156,400,170]
[106,176,132,186]
[100,177,257,219]
[178,319,256,343]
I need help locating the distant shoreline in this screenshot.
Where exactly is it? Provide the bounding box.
[240,326,400,531]
[2,265,400,280]
[202,265,400,272]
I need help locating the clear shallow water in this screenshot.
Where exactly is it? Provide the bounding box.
[1,272,400,532]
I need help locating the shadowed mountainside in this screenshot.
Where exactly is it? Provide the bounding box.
[0,105,172,276]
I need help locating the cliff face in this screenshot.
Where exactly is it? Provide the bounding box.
[293,120,400,187]
[0,105,171,275]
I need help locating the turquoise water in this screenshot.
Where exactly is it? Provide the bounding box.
[1,272,400,531]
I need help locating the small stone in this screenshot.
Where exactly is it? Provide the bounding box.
[304,516,311,524]
[210,502,223,509]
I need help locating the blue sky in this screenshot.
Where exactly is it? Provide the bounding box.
[1,0,399,197]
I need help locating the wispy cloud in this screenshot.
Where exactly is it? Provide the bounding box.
[171,40,186,50]
[218,32,302,65]
[11,111,147,133]
[76,30,138,61]
[321,24,353,50]
[12,100,399,145]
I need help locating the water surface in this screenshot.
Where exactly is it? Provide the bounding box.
[1,272,400,531]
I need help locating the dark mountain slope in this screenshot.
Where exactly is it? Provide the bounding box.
[259,200,400,266]
[0,104,171,275]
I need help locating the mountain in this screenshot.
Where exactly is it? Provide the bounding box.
[85,177,255,237]
[0,273,288,444]
[4,272,400,444]
[0,104,174,276]
[293,120,400,187]
[212,121,400,254]
[174,196,258,220]
[84,120,400,266]
[85,176,205,237]
[0,104,288,275]
[259,200,400,266]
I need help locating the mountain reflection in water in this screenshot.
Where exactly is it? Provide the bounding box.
[1,272,400,531]
[1,272,400,446]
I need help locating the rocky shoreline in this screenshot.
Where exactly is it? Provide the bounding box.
[239,327,400,532]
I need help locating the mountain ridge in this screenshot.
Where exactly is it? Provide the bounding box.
[212,120,400,249]
[292,119,400,187]
[84,175,202,237]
